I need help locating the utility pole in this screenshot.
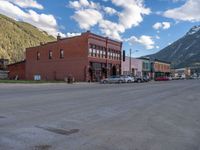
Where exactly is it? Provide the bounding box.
[106,37,108,78]
[129,48,132,76]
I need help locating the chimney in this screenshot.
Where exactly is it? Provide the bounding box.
[57,33,61,41]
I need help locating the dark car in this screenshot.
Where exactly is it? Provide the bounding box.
[134,76,144,83]
[155,76,169,81]
[142,76,150,82]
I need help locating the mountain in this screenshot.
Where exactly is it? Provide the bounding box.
[0,14,55,63]
[149,25,200,68]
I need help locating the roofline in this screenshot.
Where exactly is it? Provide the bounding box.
[0,59,9,61]
[129,57,171,64]
[26,35,83,49]
[8,60,26,66]
[138,57,151,61]
[88,32,122,44]
[154,59,171,64]
[26,31,122,50]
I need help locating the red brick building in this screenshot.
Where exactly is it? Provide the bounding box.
[153,59,171,78]
[7,60,26,80]
[26,31,122,81]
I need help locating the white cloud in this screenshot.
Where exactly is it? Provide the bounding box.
[163,0,200,22]
[155,35,160,39]
[99,20,125,40]
[69,0,98,9]
[153,22,171,30]
[153,22,162,30]
[69,0,151,41]
[8,0,44,9]
[103,6,117,15]
[171,0,186,3]
[162,22,171,29]
[72,8,103,30]
[0,0,27,18]
[58,32,66,38]
[111,0,151,29]
[69,0,102,30]
[125,35,155,50]
[0,0,62,37]
[66,32,81,37]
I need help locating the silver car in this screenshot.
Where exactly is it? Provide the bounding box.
[101,75,125,84]
[121,75,135,83]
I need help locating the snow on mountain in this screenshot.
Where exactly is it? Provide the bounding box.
[149,25,200,68]
[187,25,200,35]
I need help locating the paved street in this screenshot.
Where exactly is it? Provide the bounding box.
[0,80,200,150]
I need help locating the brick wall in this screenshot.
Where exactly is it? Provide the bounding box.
[26,33,88,81]
[8,61,26,80]
[25,32,122,81]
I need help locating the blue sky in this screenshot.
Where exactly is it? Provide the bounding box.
[0,0,200,57]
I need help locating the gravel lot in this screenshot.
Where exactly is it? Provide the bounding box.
[0,80,200,150]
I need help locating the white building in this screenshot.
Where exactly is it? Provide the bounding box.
[121,56,143,76]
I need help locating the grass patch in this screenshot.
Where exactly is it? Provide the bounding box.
[0,80,65,84]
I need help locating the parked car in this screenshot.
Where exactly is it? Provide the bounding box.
[121,75,134,83]
[155,76,169,81]
[142,76,150,82]
[101,75,125,84]
[172,76,179,80]
[168,76,173,80]
[134,76,144,83]
[189,74,198,79]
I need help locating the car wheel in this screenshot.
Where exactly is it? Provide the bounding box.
[103,80,107,84]
[127,80,131,83]
[118,80,123,84]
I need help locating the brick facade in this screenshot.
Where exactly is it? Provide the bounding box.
[153,59,171,78]
[26,31,122,81]
[8,60,26,80]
